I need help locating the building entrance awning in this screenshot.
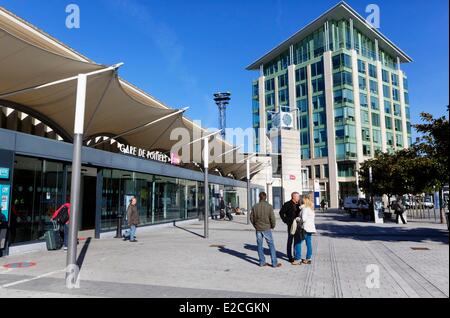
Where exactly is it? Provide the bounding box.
[1,7,254,175]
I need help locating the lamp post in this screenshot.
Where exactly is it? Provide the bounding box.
[237,153,257,225]
[199,131,222,239]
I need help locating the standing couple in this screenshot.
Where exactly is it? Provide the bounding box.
[280,192,316,265]
[250,192,316,268]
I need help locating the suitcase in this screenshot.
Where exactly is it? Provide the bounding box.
[44,221,62,251]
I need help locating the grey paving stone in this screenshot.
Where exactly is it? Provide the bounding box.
[0,211,448,298]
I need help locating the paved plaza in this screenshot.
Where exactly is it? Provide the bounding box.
[0,211,448,298]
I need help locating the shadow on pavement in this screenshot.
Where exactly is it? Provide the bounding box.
[243,244,290,262]
[77,238,92,270]
[174,224,205,239]
[217,246,260,266]
[318,222,449,244]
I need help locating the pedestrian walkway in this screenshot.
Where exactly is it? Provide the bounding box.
[0,211,448,298]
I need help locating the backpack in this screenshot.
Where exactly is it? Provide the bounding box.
[55,206,69,225]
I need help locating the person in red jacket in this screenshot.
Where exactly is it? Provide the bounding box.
[52,203,70,250]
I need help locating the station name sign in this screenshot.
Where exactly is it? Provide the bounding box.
[117,143,181,166]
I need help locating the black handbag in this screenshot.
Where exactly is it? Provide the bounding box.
[296,222,306,241]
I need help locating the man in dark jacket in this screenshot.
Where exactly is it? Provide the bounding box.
[392,197,407,225]
[125,197,140,242]
[279,192,301,263]
[250,192,281,268]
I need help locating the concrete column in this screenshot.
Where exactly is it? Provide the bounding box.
[258,74,267,154]
[274,76,280,112]
[366,62,375,156]
[289,45,294,65]
[375,39,380,62]
[387,69,397,150]
[287,64,297,129]
[324,22,330,52]
[306,64,315,159]
[349,19,355,50]
[397,68,409,149]
[331,23,336,51]
[376,61,388,153]
[270,129,302,201]
[350,50,364,198]
[323,51,339,208]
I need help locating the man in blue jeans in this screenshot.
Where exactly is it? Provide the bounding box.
[250,192,282,268]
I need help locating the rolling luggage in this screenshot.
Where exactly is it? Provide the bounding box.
[44,221,62,251]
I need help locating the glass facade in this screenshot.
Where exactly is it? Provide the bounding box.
[100,169,248,232]
[8,156,250,245]
[250,13,411,201]
[10,156,65,244]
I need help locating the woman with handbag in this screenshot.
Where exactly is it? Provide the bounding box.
[292,194,316,265]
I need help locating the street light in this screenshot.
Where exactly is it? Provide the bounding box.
[202,130,222,239]
[238,153,258,225]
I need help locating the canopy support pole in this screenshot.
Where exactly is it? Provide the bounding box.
[65,74,87,289]
[247,158,251,225]
[65,63,123,289]
[203,137,209,239]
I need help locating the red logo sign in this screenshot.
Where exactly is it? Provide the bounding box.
[290,175,296,181]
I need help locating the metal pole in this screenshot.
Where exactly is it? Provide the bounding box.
[203,137,209,239]
[66,74,87,287]
[247,159,251,225]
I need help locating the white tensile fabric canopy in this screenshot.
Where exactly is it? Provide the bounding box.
[0,7,260,180]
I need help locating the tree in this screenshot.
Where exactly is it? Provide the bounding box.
[359,149,439,211]
[414,108,449,223]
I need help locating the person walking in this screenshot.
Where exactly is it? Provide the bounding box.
[279,192,301,263]
[51,203,70,251]
[293,194,317,265]
[250,192,281,268]
[226,202,234,221]
[219,198,226,220]
[392,197,407,224]
[320,199,327,212]
[124,197,140,242]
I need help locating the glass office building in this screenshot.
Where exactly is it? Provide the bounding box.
[247,3,413,208]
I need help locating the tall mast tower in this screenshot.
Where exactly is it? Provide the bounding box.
[214,92,232,140]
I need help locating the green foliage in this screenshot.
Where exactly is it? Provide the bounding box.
[413,107,449,187]
[359,108,449,197]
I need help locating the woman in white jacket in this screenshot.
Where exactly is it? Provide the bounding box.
[297,194,317,264]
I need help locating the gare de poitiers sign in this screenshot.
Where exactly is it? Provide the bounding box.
[117,142,181,166]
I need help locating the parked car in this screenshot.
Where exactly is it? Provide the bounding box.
[344,197,369,217]
[404,199,417,209]
[423,202,434,209]
[343,197,359,214]
[357,198,372,219]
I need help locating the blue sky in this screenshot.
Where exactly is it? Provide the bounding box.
[0,0,448,143]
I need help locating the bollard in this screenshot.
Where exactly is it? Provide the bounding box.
[115,214,123,239]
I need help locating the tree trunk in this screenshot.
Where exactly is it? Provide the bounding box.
[439,188,446,224]
[387,195,391,213]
